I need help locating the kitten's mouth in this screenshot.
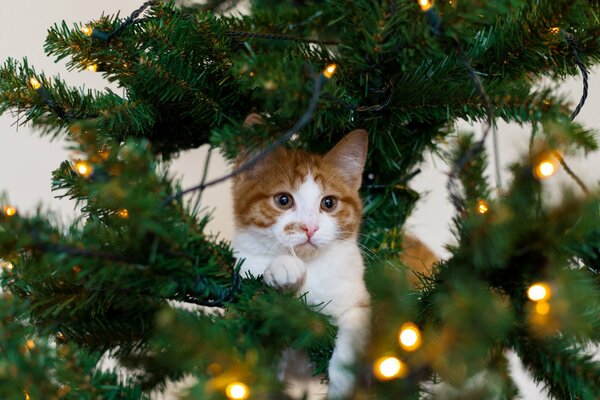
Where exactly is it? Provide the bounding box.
[292,240,319,259]
[295,240,317,249]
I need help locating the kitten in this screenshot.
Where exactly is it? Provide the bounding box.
[232,118,370,399]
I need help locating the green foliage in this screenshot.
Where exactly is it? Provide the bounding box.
[1,0,600,398]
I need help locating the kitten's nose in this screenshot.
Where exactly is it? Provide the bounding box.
[300,224,319,239]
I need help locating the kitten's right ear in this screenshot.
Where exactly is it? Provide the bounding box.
[324,129,368,191]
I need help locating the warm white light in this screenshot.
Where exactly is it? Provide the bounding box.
[0,260,14,270]
[81,26,93,36]
[373,356,406,380]
[477,199,489,214]
[528,283,551,302]
[399,322,422,351]
[324,64,337,79]
[418,0,433,11]
[537,161,556,178]
[29,77,42,90]
[86,64,98,72]
[3,206,17,217]
[225,382,249,400]
[74,161,93,178]
[117,209,129,219]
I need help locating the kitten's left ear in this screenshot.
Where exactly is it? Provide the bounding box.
[324,129,368,191]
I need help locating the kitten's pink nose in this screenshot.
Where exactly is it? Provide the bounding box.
[301,224,319,239]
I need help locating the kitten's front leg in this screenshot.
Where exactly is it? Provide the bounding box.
[327,304,370,399]
[264,254,306,290]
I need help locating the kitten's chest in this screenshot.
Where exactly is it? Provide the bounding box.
[300,243,368,319]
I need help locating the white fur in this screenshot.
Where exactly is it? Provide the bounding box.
[233,174,370,399]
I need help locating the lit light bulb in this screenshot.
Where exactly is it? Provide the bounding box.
[225,382,249,400]
[535,301,551,315]
[74,161,93,178]
[477,199,489,214]
[117,209,129,219]
[373,356,406,380]
[418,0,434,11]
[81,26,93,36]
[3,206,17,217]
[399,322,422,351]
[24,392,30,400]
[534,158,558,179]
[549,27,560,34]
[0,260,14,270]
[29,77,42,90]
[26,339,36,350]
[86,64,98,72]
[324,63,337,79]
[527,283,551,302]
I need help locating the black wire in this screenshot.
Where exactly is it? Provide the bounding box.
[106,0,159,42]
[226,30,339,46]
[551,33,590,195]
[567,34,589,121]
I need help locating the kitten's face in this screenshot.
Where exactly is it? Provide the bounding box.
[232,130,368,259]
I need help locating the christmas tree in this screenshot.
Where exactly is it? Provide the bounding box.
[1,0,600,398]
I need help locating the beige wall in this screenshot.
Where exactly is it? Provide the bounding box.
[1,2,599,399]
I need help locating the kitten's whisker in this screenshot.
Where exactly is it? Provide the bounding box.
[338,231,384,247]
[336,237,383,265]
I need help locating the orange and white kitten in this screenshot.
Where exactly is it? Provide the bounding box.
[232,127,370,399]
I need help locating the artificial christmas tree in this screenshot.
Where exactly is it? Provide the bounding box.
[1,0,600,398]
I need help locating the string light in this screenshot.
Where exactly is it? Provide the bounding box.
[534,157,558,179]
[476,199,489,214]
[3,206,17,217]
[527,282,551,302]
[535,301,551,315]
[74,161,93,178]
[26,339,36,350]
[549,27,561,34]
[225,382,249,400]
[98,149,110,160]
[117,209,129,219]
[398,322,422,352]
[81,26,93,36]
[29,77,42,90]
[418,0,434,11]
[0,260,14,271]
[373,356,406,380]
[323,63,337,79]
[86,64,98,72]
[24,392,30,400]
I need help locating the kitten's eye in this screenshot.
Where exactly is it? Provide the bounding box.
[321,196,338,212]
[274,193,294,210]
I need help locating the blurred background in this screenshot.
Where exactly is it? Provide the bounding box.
[1,1,598,398]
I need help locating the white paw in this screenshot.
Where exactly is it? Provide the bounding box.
[264,255,306,290]
[327,354,355,399]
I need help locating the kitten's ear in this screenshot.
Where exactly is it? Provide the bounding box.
[324,129,368,191]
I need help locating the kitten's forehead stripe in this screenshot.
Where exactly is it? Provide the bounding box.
[232,146,363,238]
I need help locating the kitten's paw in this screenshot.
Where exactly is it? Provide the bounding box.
[264,255,306,290]
[327,359,354,399]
